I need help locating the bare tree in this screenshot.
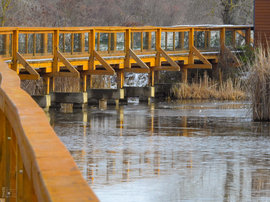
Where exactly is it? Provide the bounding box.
[209,0,254,24]
[0,0,20,26]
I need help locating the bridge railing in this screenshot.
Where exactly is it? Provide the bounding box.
[0,58,99,201]
[0,26,253,61]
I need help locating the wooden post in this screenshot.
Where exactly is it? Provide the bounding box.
[220,28,226,52]
[89,29,95,71]
[43,77,50,95]
[189,28,194,64]
[124,29,131,68]
[232,30,236,47]
[246,28,251,46]
[155,29,161,67]
[11,29,19,73]
[182,68,188,83]
[52,29,59,92]
[117,70,124,89]
[89,75,93,89]
[148,70,155,86]
[80,75,87,92]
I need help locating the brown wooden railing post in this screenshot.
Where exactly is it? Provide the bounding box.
[52,29,59,91]
[124,28,131,68]
[155,29,161,67]
[220,27,226,51]
[11,29,18,73]
[88,29,95,88]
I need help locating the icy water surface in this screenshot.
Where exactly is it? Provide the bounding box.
[48,100,270,202]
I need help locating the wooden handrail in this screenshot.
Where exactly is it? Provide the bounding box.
[0,57,99,201]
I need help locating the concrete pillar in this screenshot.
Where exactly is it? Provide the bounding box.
[32,95,51,109]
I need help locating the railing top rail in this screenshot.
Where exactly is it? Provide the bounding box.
[0,25,254,33]
[0,57,99,201]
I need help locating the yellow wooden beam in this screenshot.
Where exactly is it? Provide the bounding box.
[93,50,115,75]
[129,48,149,70]
[17,52,40,80]
[57,50,80,77]
[50,72,79,77]
[184,64,212,69]
[237,29,254,44]
[159,48,180,71]
[123,68,149,73]
[151,66,181,71]
[191,46,211,66]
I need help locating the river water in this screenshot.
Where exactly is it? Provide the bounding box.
[48,100,270,202]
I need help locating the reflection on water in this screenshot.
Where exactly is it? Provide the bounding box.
[49,100,270,202]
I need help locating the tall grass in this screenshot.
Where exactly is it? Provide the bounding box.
[54,77,80,92]
[173,74,246,100]
[242,44,270,121]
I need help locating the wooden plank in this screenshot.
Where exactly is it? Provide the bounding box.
[151,66,181,71]
[129,48,149,69]
[17,52,40,80]
[123,68,149,73]
[184,64,212,69]
[159,48,180,70]
[50,72,79,77]
[125,29,131,68]
[19,74,40,80]
[56,50,79,77]
[11,30,19,73]
[85,70,115,76]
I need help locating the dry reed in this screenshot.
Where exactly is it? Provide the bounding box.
[173,74,246,100]
[241,44,270,121]
[54,77,80,92]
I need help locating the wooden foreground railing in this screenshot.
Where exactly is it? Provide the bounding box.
[0,57,99,201]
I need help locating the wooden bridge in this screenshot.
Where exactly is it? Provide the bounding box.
[1,25,252,93]
[0,25,253,202]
